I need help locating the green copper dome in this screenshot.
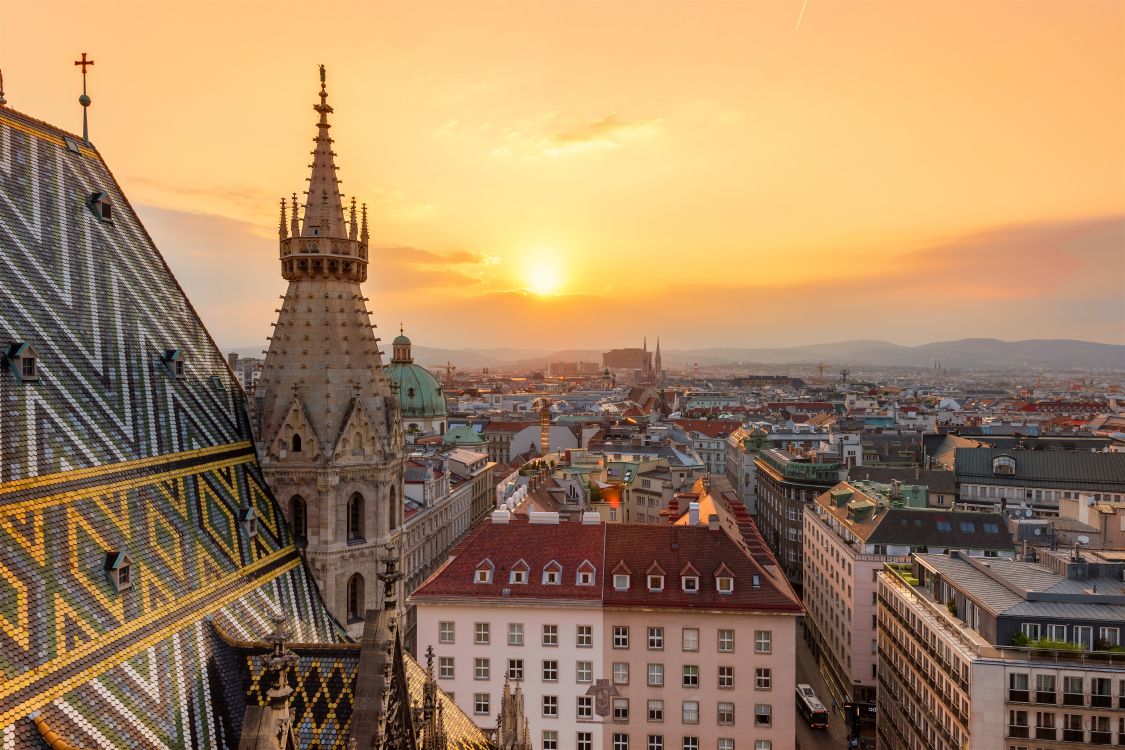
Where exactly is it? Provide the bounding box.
[385,327,447,419]
[443,424,485,446]
[385,361,448,418]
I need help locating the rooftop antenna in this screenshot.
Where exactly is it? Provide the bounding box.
[74,52,95,143]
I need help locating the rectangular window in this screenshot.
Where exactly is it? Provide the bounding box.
[717,702,734,725]
[577,625,593,648]
[755,630,772,654]
[507,659,524,680]
[682,700,700,724]
[438,656,454,679]
[542,695,558,718]
[754,704,772,727]
[613,697,630,721]
[474,658,490,680]
[474,622,490,645]
[613,734,629,750]
[614,574,631,591]
[682,739,699,750]
[577,695,593,720]
[577,733,593,750]
[1098,626,1120,647]
[648,663,664,687]
[648,574,664,591]
[543,624,559,647]
[647,699,664,721]
[648,626,665,650]
[473,693,490,715]
[754,667,770,690]
[647,735,664,750]
[508,623,524,646]
[717,629,735,653]
[614,626,630,649]
[439,621,455,644]
[1047,623,1066,641]
[542,660,558,681]
[718,740,734,750]
[682,628,699,652]
[719,665,735,689]
[682,665,699,688]
[542,731,558,750]
[754,742,771,750]
[613,662,630,685]
[576,660,593,683]
[1021,623,1041,640]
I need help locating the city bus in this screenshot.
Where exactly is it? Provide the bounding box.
[796,683,829,729]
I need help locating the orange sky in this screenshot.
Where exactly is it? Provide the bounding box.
[3,0,1123,352]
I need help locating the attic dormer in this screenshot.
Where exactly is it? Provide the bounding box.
[105,550,133,593]
[237,505,259,538]
[992,455,1016,475]
[646,561,666,592]
[160,349,185,379]
[87,191,113,223]
[680,562,700,593]
[509,559,530,584]
[612,560,632,591]
[542,560,562,585]
[4,342,38,384]
[474,558,495,584]
[714,563,735,595]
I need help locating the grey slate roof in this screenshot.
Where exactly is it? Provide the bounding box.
[954,447,1125,491]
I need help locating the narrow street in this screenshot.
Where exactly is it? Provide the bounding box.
[795,619,851,750]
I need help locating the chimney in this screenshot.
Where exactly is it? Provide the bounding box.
[707,514,720,531]
[688,502,700,526]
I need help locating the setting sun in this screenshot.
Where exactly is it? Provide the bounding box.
[524,257,565,296]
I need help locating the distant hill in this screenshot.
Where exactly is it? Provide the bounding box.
[226,338,1125,372]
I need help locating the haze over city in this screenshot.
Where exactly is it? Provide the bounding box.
[3,0,1123,350]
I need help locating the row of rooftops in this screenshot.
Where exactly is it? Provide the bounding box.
[412,503,802,612]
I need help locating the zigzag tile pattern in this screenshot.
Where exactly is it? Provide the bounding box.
[0,108,347,749]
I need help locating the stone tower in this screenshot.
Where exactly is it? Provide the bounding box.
[255,67,404,636]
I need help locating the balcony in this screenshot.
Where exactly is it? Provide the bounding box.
[1091,694,1112,708]
[1008,690,1030,703]
[1090,731,1111,745]
[1062,692,1084,706]
[1063,729,1084,742]
[1007,725,1029,739]
[1034,727,1056,741]
[1034,691,1057,705]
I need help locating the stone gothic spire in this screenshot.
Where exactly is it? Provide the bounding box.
[302,64,347,239]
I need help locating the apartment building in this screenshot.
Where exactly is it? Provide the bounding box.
[412,511,802,750]
[755,448,844,589]
[876,549,1125,750]
[802,480,1012,741]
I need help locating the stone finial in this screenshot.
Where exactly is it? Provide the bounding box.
[278,198,287,240]
[360,203,369,244]
[349,197,358,241]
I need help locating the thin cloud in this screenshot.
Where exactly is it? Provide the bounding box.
[491,114,663,159]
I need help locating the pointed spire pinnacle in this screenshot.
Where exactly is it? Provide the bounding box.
[349,197,358,240]
[300,65,347,238]
[278,198,287,240]
[360,202,369,244]
[290,193,300,236]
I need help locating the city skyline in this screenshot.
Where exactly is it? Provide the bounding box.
[3,0,1123,350]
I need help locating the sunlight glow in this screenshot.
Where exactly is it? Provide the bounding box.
[524,256,565,296]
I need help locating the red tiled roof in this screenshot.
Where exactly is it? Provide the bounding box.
[603,525,801,612]
[672,420,742,438]
[411,517,605,602]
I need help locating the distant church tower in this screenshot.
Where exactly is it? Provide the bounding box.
[255,67,404,635]
[654,337,663,385]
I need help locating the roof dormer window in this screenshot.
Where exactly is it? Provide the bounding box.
[161,349,185,379]
[4,343,38,384]
[105,550,133,593]
[510,560,530,585]
[647,574,664,591]
[238,506,258,538]
[992,455,1016,475]
[680,563,700,594]
[613,574,630,591]
[576,560,596,586]
[542,560,562,585]
[87,191,113,223]
[474,559,494,584]
[715,564,735,594]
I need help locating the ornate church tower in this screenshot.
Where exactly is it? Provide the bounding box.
[255,67,404,635]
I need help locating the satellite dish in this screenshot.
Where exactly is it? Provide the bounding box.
[1024,508,1033,518]
[1077,535,1090,545]
[1033,528,1042,536]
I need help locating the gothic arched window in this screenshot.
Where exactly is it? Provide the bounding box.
[291,495,307,546]
[347,493,365,542]
[388,486,398,531]
[347,573,364,622]
[291,433,302,453]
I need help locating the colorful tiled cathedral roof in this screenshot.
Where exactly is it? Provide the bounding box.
[0,96,487,749]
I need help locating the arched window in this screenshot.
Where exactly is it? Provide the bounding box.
[347,573,364,622]
[291,495,307,546]
[388,486,398,531]
[347,493,365,542]
[291,433,302,453]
